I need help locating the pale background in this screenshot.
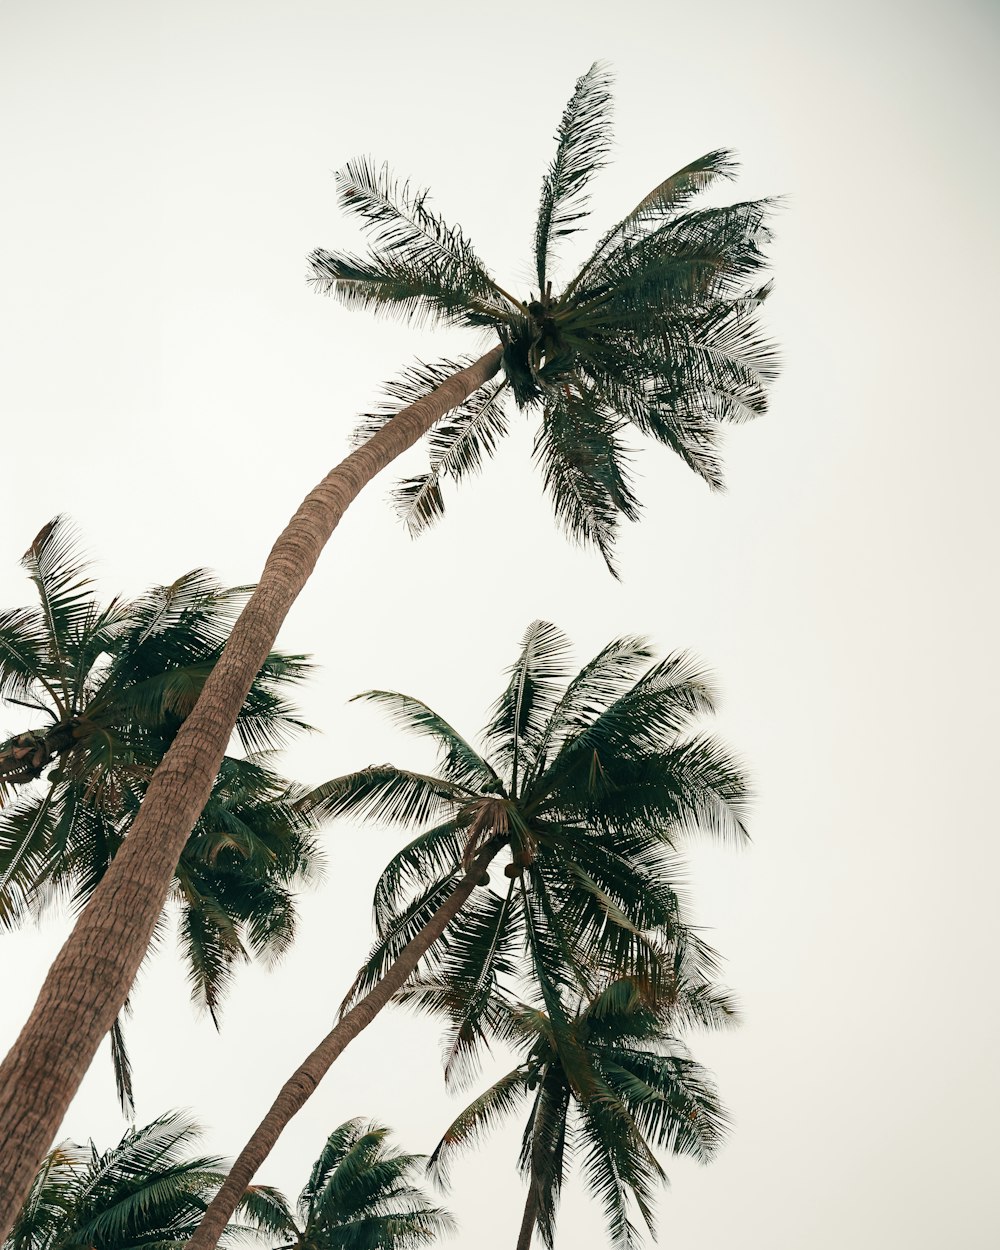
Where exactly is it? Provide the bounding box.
[2,1,998,1246]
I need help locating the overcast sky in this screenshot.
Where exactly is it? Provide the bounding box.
[2,1,998,1247]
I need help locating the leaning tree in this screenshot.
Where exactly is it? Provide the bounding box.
[0,64,775,1226]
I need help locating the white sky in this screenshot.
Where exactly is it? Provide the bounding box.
[2,1,998,1246]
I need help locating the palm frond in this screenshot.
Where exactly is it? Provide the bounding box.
[532,390,639,576]
[417,879,523,1088]
[0,791,59,929]
[483,621,574,789]
[0,607,47,704]
[525,635,653,785]
[298,765,464,832]
[517,1073,574,1250]
[19,517,97,714]
[335,158,508,314]
[231,1184,297,1241]
[109,1012,135,1120]
[535,62,614,289]
[370,818,469,935]
[340,872,461,1011]
[569,148,740,296]
[428,1067,530,1189]
[351,688,501,791]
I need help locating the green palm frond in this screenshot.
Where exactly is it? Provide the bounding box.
[417,878,523,1088]
[175,884,247,1025]
[308,158,511,333]
[535,61,614,290]
[109,1010,135,1120]
[298,765,466,830]
[0,792,58,928]
[483,620,574,789]
[533,389,639,576]
[369,818,470,935]
[341,872,463,1010]
[526,635,654,783]
[349,357,480,446]
[428,1067,530,1189]
[351,689,501,791]
[0,608,48,705]
[390,375,511,536]
[538,649,718,797]
[4,1112,236,1250]
[19,518,97,709]
[567,148,741,299]
[231,1184,296,1241]
[335,158,509,316]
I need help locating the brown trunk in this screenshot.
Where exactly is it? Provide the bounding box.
[187,839,504,1250]
[0,346,503,1236]
[515,1181,540,1250]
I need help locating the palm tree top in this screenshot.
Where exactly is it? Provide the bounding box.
[3,1111,263,1250]
[241,1117,455,1250]
[430,977,730,1250]
[309,63,779,573]
[301,621,747,1090]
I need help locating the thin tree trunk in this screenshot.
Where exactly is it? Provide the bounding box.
[0,346,503,1236]
[188,840,504,1250]
[515,1182,540,1250]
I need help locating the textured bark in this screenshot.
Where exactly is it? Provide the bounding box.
[515,1182,540,1250]
[0,346,503,1236]
[187,840,503,1250]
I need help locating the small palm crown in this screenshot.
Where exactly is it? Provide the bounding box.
[4,1112,257,1250]
[310,63,778,572]
[431,979,731,1250]
[238,1118,454,1250]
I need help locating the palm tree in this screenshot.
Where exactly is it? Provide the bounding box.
[429,979,731,1250]
[186,622,749,1249]
[4,1110,265,1250]
[314,64,777,575]
[240,1118,454,1250]
[0,517,321,1113]
[0,65,775,1226]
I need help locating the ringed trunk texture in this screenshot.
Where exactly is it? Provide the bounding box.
[188,840,503,1250]
[0,346,503,1235]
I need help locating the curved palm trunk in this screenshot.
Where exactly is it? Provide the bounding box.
[187,840,503,1250]
[0,346,503,1235]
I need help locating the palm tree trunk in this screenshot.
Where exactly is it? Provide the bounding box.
[0,346,504,1236]
[515,1183,540,1250]
[187,840,504,1250]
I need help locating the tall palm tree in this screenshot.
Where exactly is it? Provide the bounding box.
[0,65,775,1226]
[240,1118,454,1250]
[185,622,749,1249]
[0,518,321,1113]
[3,1111,266,1250]
[429,979,731,1250]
